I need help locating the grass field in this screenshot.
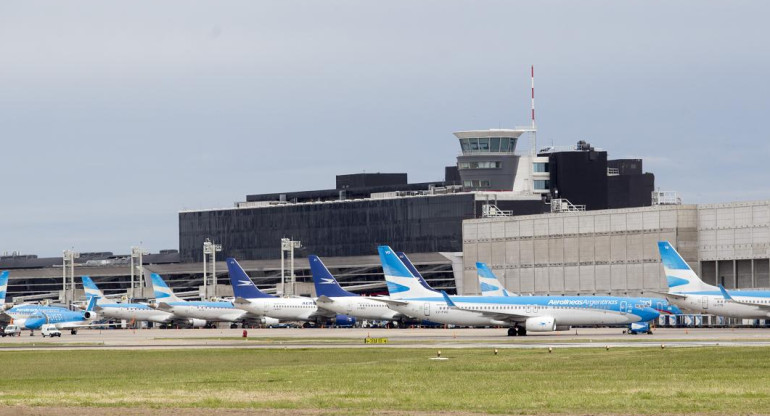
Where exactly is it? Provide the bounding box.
[1,347,770,414]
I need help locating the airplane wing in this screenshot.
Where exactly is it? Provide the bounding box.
[155,302,174,312]
[368,297,410,307]
[440,291,528,322]
[648,291,689,301]
[719,285,770,310]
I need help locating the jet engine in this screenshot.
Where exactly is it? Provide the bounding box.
[525,316,556,332]
[187,319,206,328]
[261,317,280,326]
[83,311,96,320]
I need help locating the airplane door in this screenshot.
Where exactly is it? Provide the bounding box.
[424,303,430,317]
[346,303,353,314]
[702,297,709,310]
[620,301,627,313]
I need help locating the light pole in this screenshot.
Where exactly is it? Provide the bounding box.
[62,249,79,305]
[202,239,222,299]
[280,238,301,297]
[130,246,149,301]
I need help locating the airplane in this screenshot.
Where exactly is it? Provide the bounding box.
[226,258,351,327]
[310,255,404,323]
[475,261,681,328]
[658,240,770,319]
[82,276,183,326]
[1,271,99,334]
[376,246,661,336]
[149,273,265,327]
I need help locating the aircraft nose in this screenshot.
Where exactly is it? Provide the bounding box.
[639,307,660,322]
[25,316,46,330]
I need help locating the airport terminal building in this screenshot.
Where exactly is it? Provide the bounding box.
[3,125,769,317]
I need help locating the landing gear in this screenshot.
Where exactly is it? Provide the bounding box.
[70,329,77,335]
[229,323,238,329]
[507,327,516,337]
[517,327,527,336]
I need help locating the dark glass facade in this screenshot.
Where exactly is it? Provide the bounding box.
[179,193,477,262]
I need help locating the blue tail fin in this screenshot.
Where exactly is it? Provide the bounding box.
[226,258,275,299]
[150,273,184,302]
[477,262,514,297]
[85,295,98,312]
[658,241,715,293]
[310,255,354,297]
[378,246,436,299]
[0,271,8,304]
[397,252,438,292]
[81,276,107,304]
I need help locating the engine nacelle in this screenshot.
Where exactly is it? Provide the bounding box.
[83,311,96,320]
[261,317,280,326]
[525,316,556,332]
[334,314,356,328]
[187,319,206,328]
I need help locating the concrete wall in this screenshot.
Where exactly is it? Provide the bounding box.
[462,205,699,296]
[698,201,770,289]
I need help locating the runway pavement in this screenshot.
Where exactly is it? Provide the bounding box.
[3,326,770,351]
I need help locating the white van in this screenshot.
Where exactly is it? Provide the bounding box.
[2,325,21,337]
[41,324,62,338]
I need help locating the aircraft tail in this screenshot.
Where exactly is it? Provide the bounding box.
[378,246,436,299]
[0,271,8,305]
[150,273,184,302]
[309,255,354,297]
[397,252,439,292]
[81,276,107,304]
[476,262,515,296]
[226,258,275,299]
[658,241,716,293]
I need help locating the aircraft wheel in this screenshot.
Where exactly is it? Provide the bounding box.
[507,328,516,337]
[71,330,77,335]
[517,327,527,336]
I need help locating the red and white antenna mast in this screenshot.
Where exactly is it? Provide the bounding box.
[529,65,537,155]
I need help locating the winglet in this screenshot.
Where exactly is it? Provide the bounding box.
[440,290,456,308]
[718,284,733,301]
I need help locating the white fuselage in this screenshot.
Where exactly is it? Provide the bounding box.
[317,297,401,321]
[235,297,322,322]
[164,302,248,322]
[388,300,641,327]
[99,305,175,323]
[672,293,770,319]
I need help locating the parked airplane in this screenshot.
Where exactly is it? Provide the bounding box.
[82,276,182,326]
[150,273,261,327]
[476,262,680,319]
[377,246,660,336]
[659,240,770,318]
[227,258,351,326]
[1,272,98,334]
[310,255,403,323]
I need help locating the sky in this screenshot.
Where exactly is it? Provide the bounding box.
[1,1,769,257]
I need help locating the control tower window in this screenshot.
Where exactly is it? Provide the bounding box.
[478,138,489,151]
[534,180,550,190]
[469,138,479,151]
[533,162,549,172]
[490,138,501,152]
[460,139,470,152]
[500,139,510,152]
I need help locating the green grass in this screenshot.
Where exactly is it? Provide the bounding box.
[1,347,770,414]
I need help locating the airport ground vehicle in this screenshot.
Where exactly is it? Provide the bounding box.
[2,325,21,337]
[41,324,62,337]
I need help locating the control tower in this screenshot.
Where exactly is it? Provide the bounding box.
[454,129,548,194]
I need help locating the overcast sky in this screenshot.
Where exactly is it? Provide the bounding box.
[1,1,769,257]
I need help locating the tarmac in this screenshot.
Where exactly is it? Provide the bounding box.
[3,326,770,351]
